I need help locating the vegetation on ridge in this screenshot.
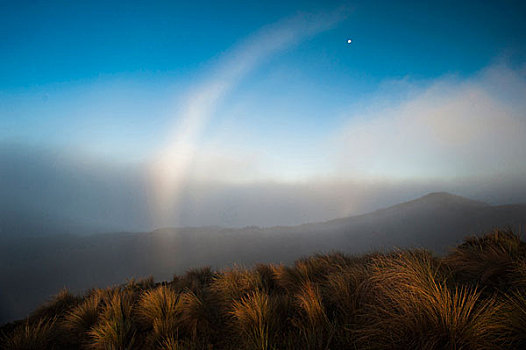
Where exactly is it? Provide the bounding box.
[1,229,526,349]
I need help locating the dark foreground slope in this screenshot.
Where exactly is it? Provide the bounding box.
[1,192,525,324]
[2,230,526,349]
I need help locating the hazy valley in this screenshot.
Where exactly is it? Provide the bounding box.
[1,192,525,325]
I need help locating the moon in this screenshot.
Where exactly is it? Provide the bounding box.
[347,39,352,44]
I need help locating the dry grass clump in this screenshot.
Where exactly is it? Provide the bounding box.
[254,263,280,293]
[30,288,80,321]
[356,250,508,349]
[445,229,526,291]
[292,280,334,350]
[179,289,217,343]
[228,289,295,350]
[173,266,215,293]
[514,259,526,289]
[1,317,57,349]
[322,263,370,317]
[210,266,263,303]
[274,253,360,294]
[503,290,526,347]
[158,336,181,349]
[62,293,102,345]
[125,276,155,292]
[321,263,371,347]
[230,290,277,350]
[136,285,182,347]
[273,257,326,293]
[88,290,137,349]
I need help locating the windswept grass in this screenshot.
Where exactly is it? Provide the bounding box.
[357,250,508,349]
[503,290,526,347]
[137,285,182,347]
[62,293,102,346]
[30,288,80,321]
[230,290,277,350]
[179,290,216,342]
[1,317,57,349]
[173,267,215,293]
[125,276,155,292]
[445,229,526,291]
[210,266,263,303]
[293,280,334,350]
[2,229,526,349]
[88,290,137,349]
[158,336,181,350]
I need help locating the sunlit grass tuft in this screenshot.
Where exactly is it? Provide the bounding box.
[230,290,277,350]
[293,280,334,350]
[30,288,80,321]
[88,290,137,349]
[173,266,215,293]
[445,229,526,291]
[125,275,155,292]
[137,285,182,347]
[62,293,102,345]
[357,250,508,349]
[1,317,57,349]
[210,266,262,302]
[503,290,526,347]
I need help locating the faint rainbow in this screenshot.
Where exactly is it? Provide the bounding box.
[149,8,349,228]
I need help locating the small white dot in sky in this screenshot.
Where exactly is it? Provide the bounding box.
[347,39,352,44]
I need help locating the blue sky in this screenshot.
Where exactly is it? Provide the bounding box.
[2,0,526,227]
[2,1,525,86]
[3,1,525,157]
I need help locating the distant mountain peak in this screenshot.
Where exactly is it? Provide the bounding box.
[392,192,490,211]
[323,192,492,228]
[354,192,490,219]
[422,191,457,198]
[417,192,488,206]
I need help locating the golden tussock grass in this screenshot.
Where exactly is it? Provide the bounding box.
[230,290,277,350]
[2,230,526,349]
[88,290,137,349]
[356,250,509,349]
[445,229,526,290]
[1,317,57,349]
[136,285,183,347]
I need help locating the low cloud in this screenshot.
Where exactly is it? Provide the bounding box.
[335,64,526,179]
[2,143,526,233]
